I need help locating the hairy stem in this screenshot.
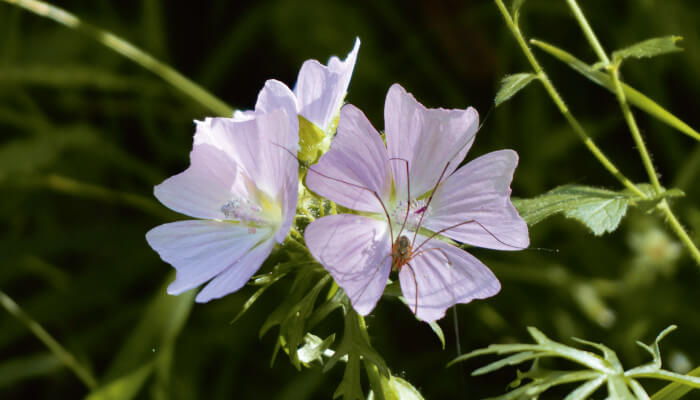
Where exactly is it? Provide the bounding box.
[657,200,700,266]
[0,290,98,389]
[493,0,644,198]
[1,0,234,116]
[566,0,700,266]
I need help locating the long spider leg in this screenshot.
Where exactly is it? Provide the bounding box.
[403,262,419,316]
[271,142,396,242]
[412,247,451,266]
[413,218,526,255]
[411,162,451,249]
[388,157,410,241]
[345,252,392,309]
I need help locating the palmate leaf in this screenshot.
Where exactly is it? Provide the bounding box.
[449,325,700,400]
[512,184,683,235]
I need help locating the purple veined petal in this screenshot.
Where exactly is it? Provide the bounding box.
[306,104,392,214]
[145,220,272,297]
[194,108,299,201]
[423,150,529,251]
[275,177,297,243]
[254,79,300,150]
[195,237,276,302]
[154,144,238,220]
[305,214,392,316]
[294,38,360,133]
[398,234,500,322]
[384,83,479,198]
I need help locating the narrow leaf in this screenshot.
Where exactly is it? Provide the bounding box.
[652,366,700,400]
[613,36,683,63]
[564,376,606,400]
[531,39,700,142]
[86,362,154,400]
[495,73,538,106]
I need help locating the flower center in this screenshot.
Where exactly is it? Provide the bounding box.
[220,190,282,232]
[389,198,428,235]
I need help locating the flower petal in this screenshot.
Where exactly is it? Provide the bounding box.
[305,214,392,316]
[423,150,529,250]
[146,220,271,297]
[398,235,500,322]
[153,144,238,220]
[385,83,479,198]
[306,104,392,213]
[194,109,299,201]
[294,38,360,133]
[195,238,276,302]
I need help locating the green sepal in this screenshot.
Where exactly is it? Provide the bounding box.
[298,115,327,165]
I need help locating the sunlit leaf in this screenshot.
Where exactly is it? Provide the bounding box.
[297,333,335,365]
[495,73,538,106]
[613,36,683,63]
[513,185,629,235]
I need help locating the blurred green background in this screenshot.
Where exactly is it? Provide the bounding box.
[1,0,699,398]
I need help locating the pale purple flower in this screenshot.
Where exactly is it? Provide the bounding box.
[146,104,298,303]
[234,38,361,137]
[145,39,361,303]
[304,84,529,322]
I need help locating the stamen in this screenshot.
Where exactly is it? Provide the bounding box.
[220,198,264,225]
[390,199,428,234]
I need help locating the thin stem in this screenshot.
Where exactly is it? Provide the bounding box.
[565,1,700,265]
[609,64,662,192]
[565,0,610,66]
[493,0,645,198]
[657,200,700,267]
[1,0,234,117]
[0,290,98,389]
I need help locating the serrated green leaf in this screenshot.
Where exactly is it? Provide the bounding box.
[495,73,538,106]
[513,185,630,235]
[531,39,700,142]
[231,261,296,323]
[613,36,683,63]
[281,274,331,369]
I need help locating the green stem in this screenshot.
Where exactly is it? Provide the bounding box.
[493,0,644,198]
[1,0,233,116]
[565,0,610,66]
[565,0,700,265]
[0,290,98,389]
[657,199,700,267]
[610,64,662,192]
